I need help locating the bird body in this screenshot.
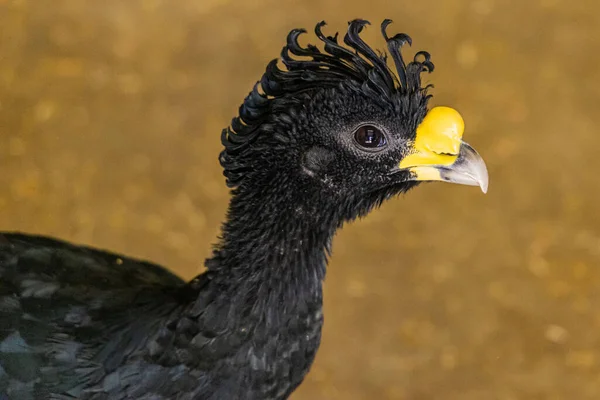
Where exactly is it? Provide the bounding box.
[0,19,488,399]
[0,229,323,400]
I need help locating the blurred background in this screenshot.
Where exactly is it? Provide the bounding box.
[1,0,599,398]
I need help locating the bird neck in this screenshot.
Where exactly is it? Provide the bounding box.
[205,174,339,306]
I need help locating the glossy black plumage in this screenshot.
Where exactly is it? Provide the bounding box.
[0,19,438,399]
[0,233,322,399]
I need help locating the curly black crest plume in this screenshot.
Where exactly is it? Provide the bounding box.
[220,19,435,188]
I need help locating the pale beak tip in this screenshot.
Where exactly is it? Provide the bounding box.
[480,182,488,194]
[477,164,489,194]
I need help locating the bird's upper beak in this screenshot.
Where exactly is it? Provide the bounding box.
[399,106,489,193]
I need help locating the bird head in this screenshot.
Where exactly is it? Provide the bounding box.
[219,19,488,222]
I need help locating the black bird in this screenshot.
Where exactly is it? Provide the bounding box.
[0,19,488,400]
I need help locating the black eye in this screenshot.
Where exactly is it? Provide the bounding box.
[354,125,387,149]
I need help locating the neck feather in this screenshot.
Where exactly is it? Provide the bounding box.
[204,173,340,306]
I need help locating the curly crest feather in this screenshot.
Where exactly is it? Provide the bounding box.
[219,19,435,188]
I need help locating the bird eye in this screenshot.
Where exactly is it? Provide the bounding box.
[354,125,387,149]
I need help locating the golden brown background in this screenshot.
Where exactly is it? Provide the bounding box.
[1,0,599,399]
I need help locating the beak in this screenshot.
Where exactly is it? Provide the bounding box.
[399,106,489,193]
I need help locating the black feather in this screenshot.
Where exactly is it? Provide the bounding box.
[220,19,434,188]
[0,18,440,400]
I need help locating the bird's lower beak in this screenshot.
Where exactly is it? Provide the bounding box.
[398,106,489,193]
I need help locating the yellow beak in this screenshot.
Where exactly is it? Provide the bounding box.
[399,106,489,193]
